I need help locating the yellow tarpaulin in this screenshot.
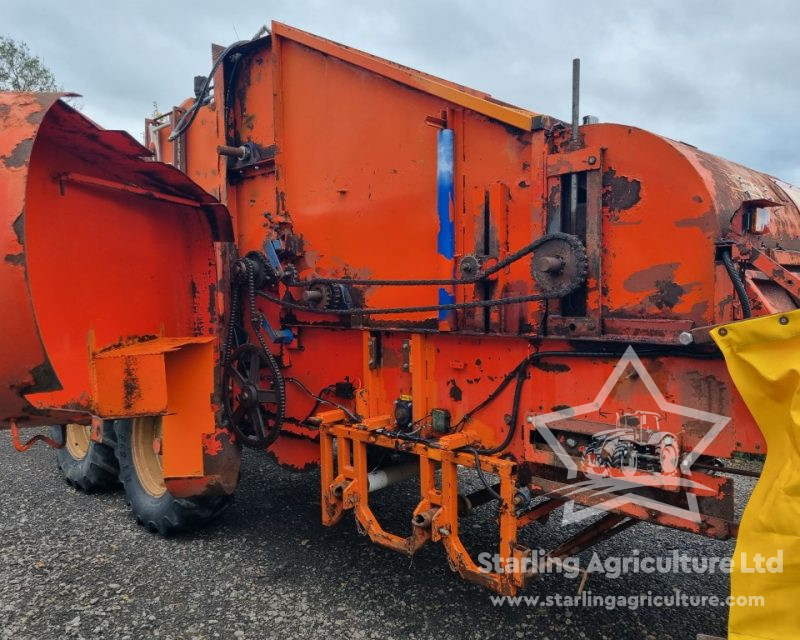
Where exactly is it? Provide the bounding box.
[712,309,800,639]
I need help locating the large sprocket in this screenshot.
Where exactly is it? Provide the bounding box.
[222,344,285,449]
[530,233,588,298]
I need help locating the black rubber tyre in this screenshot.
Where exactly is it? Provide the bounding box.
[611,441,638,477]
[115,418,232,536]
[582,437,612,478]
[51,422,119,492]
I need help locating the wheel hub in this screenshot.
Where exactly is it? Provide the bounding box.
[238,384,260,408]
[64,423,91,460]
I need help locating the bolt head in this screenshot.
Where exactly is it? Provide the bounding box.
[232,260,248,280]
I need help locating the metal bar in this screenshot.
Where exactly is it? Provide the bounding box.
[459,483,501,514]
[217,144,249,159]
[692,461,762,478]
[747,246,800,300]
[10,421,63,452]
[367,461,418,492]
[547,513,636,559]
[571,58,580,143]
[517,497,565,527]
[59,172,208,208]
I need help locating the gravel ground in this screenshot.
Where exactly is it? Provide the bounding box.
[0,430,756,640]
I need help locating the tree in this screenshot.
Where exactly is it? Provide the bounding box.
[0,36,58,91]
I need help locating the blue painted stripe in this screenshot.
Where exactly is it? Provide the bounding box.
[436,128,455,260]
[438,287,456,321]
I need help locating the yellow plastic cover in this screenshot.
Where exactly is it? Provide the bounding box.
[712,309,800,639]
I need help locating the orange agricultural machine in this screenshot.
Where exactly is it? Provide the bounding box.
[2,22,800,634]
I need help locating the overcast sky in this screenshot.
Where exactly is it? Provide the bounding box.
[3,0,799,183]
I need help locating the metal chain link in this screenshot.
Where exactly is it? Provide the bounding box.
[285,231,585,288]
[259,288,571,316]
[221,272,240,366]
[245,261,286,430]
[258,233,586,316]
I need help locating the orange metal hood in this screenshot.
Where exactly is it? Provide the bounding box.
[0,93,231,427]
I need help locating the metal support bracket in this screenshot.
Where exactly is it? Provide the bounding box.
[319,421,523,594]
[10,421,63,452]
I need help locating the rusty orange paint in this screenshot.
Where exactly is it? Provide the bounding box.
[0,93,64,425]
[4,21,799,595]
[141,23,780,497]
[0,96,237,493]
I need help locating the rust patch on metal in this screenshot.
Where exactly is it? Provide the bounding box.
[717,294,734,317]
[12,210,24,245]
[448,379,463,402]
[624,263,678,293]
[5,138,34,168]
[13,356,61,403]
[94,334,159,355]
[675,208,716,234]
[20,360,61,395]
[202,427,226,456]
[654,281,685,309]
[602,168,641,212]
[122,356,141,411]
[546,183,560,222]
[26,107,45,124]
[688,301,709,322]
[532,361,570,373]
[208,282,217,319]
[623,263,696,310]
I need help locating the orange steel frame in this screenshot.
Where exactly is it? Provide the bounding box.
[5,22,800,594]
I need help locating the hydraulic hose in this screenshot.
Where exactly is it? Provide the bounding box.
[722,250,752,318]
[169,40,248,141]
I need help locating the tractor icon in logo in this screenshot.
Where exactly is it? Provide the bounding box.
[581,410,680,479]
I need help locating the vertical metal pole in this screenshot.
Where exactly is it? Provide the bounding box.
[571,58,580,143]
[570,58,580,226]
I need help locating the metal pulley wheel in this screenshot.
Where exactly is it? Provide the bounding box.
[222,344,285,449]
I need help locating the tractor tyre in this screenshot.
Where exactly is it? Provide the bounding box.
[657,440,680,476]
[611,442,638,477]
[116,417,231,536]
[581,439,610,478]
[51,422,119,492]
